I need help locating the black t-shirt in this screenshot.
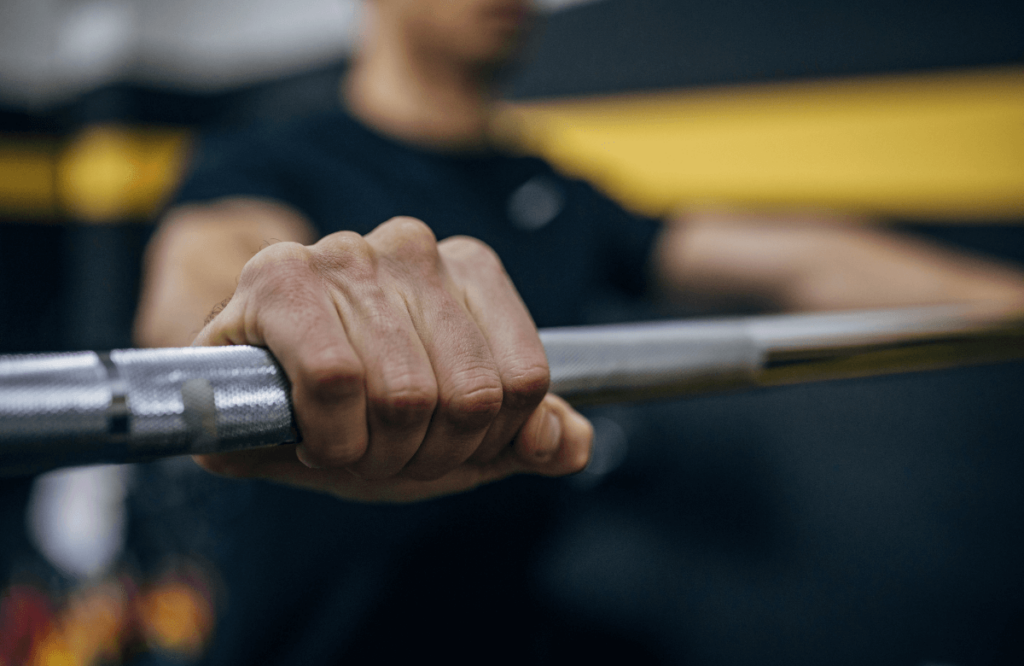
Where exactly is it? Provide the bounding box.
[167,109,663,665]
[174,109,662,328]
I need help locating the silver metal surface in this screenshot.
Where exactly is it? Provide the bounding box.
[110,347,294,456]
[744,305,977,351]
[0,352,111,442]
[1,346,294,475]
[1,305,1022,475]
[541,319,762,402]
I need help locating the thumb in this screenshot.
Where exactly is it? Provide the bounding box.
[514,393,593,476]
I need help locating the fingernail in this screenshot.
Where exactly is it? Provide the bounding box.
[538,409,562,455]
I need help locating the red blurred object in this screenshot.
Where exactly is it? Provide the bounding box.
[0,563,217,666]
[0,585,55,666]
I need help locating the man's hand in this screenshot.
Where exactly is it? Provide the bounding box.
[190,216,592,502]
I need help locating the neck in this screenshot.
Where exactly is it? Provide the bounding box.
[344,21,496,151]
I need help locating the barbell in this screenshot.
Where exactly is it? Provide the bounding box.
[1,304,1021,476]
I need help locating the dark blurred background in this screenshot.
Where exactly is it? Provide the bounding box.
[1,1,1023,664]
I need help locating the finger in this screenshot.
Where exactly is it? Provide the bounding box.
[439,236,549,463]
[402,286,502,480]
[199,241,370,469]
[514,393,593,476]
[367,219,503,480]
[319,246,437,480]
[192,395,591,501]
[194,444,524,504]
[344,309,437,479]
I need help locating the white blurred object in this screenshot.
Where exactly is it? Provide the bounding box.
[507,175,565,231]
[132,0,362,90]
[0,0,138,106]
[0,0,607,107]
[0,0,361,106]
[58,1,138,88]
[26,465,133,581]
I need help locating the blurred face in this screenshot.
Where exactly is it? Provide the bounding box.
[381,0,535,69]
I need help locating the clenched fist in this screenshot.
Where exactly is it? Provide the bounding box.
[191,217,592,502]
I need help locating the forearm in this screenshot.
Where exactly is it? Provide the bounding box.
[653,211,1024,313]
[134,198,316,348]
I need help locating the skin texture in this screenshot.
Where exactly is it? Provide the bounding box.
[135,0,1024,503]
[653,210,1024,315]
[193,218,588,486]
[343,0,532,149]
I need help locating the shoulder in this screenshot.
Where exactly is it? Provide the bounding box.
[173,111,365,208]
[192,110,361,166]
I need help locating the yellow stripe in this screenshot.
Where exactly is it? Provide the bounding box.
[513,66,1024,220]
[0,126,190,223]
[57,126,191,223]
[0,138,58,218]
[1,67,1022,222]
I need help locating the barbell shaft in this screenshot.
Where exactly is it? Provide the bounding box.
[1,305,1022,476]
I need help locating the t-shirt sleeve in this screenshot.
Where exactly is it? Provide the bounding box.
[172,129,295,211]
[576,181,663,296]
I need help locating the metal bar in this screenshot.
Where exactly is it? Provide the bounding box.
[1,305,1022,476]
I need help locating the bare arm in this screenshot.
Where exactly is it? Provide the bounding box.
[652,210,1024,313]
[135,198,317,348]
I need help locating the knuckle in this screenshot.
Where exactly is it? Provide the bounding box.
[312,231,376,277]
[501,362,550,411]
[374,217,440,268]
[296,349,365,403]
[439,235,502,268]
[237,245,324,321]
[238,241,312,290]
[369,377,438,428]
[382,216,436,243]
[441,376,504,429]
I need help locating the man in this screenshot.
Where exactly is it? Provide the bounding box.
[131,1,1024,662]
[135,0,1024,503]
